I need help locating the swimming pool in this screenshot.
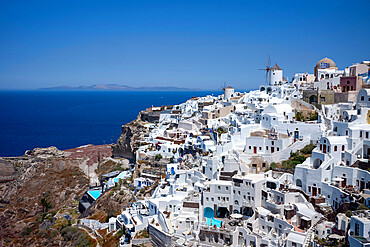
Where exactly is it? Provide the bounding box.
[206,217,222,228]
[88,190,102,200]
[204,207,223,228]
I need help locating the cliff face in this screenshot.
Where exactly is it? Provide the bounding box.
[0,145,112,247]
[111,113,149,160]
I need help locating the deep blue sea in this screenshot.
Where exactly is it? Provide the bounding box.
[0,91,217,157]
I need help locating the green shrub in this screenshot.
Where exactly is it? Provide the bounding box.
[60,226,92,247]
[309,112,318,121]
[295,111,304,121]
[345,210,352,218]
[300,144,316,155]
[117,229,124,238]
[155,154,162,161]
[269,162,278,170]
[358,204,369,210]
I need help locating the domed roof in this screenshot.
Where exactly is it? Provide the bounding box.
[316,57,336,68]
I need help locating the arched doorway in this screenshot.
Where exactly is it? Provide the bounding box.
[313,158,323,169]
[217,207,229,218]
[242,207,254,217]
[309,95,318,104]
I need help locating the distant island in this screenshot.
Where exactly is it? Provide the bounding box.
[38,83,202,91]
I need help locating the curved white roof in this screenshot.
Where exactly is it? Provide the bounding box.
[263,103,292,115]
[324,136,347,145]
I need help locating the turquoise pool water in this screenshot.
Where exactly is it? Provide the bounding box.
[88,190,102,200]
[206,217,222,228]
[112,171,130,183]
[204,207,223,228]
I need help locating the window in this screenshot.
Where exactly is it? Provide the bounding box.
[361,96,365,101]
[367,132,369,139]
[308,186,311,192]
[342,145,345,151]
[218,186,221,190]
[360,131,363,138]
[296,179,302,187]
[206,197,209,201]
[226,187,228,191]
[334,146,337,152]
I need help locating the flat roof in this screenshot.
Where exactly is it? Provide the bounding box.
[287,231,306,244]
[208,180,232,186]
[233,173,265,182]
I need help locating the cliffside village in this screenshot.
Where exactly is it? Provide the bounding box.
[80,58,370,247]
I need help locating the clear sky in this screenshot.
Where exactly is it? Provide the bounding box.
[0,0,369,90]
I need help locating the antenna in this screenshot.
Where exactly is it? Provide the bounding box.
[258,55,272,84]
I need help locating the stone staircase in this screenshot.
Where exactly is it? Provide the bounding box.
[302,216,326,247]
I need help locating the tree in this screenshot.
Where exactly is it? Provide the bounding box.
[40,197,53,213]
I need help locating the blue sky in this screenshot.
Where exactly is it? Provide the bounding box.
[0,0,369,90]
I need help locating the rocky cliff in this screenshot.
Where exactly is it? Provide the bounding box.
[111,113,149,161]
[0,145,112,247]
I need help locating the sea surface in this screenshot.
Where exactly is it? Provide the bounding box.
[0,91,218,157]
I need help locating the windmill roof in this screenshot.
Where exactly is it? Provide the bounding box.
[271,63,282,70]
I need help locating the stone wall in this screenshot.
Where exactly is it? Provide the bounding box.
[148,224,173,247]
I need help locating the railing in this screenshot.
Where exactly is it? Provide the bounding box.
[302,216,326,247]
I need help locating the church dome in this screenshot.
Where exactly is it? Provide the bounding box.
[315,57,336,68]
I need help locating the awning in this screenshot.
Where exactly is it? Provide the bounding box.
[125,224,134,229]
[230,213,243,219]
[329,234,345,240]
